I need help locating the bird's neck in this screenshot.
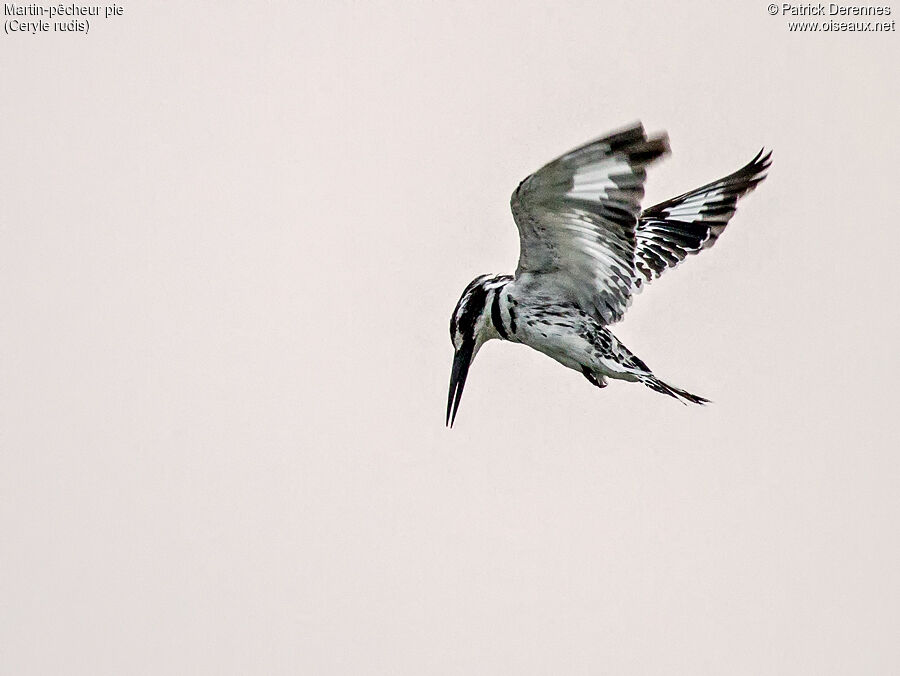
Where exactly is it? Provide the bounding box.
[483,275,517,342]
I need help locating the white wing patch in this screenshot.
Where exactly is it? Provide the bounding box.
[567,157,639,201]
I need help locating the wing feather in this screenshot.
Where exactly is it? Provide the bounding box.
[510,122,670,324]
[633,149,772,288]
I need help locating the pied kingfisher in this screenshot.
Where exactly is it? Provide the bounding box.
[447,122,771,427]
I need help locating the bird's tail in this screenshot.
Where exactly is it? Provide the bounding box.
[638,374,710,406]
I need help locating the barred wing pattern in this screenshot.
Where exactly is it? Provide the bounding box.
[511,123,670,325]
[633,149,772,289]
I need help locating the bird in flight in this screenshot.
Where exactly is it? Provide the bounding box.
[447,122,771,427]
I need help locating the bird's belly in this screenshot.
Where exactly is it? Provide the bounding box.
[515,321,595,373]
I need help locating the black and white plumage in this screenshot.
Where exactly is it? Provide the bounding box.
[447,123,771,427]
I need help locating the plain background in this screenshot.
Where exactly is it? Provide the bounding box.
[2,1,898,674]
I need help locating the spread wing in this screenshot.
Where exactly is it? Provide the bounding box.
[510,123,669,325]
[633,149,772,289]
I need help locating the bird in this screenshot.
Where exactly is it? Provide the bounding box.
[446,122,771,427]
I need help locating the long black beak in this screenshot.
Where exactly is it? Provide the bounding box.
[446,342,473,428]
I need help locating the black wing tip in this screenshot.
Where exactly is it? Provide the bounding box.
[727,146,773,195]
[600,121,670,157]
[610,122,669,166]
[555,121,672,166]
[604,121,646,147]
[630,133,670,164]
[742,147,773,179]
[690,145,774,197]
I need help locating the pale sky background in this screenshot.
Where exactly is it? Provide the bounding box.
[2,2,899,674]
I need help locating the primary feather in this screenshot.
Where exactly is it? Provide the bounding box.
[634,149,772,288]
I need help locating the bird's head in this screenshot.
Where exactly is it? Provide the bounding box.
[447,274,508,427]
